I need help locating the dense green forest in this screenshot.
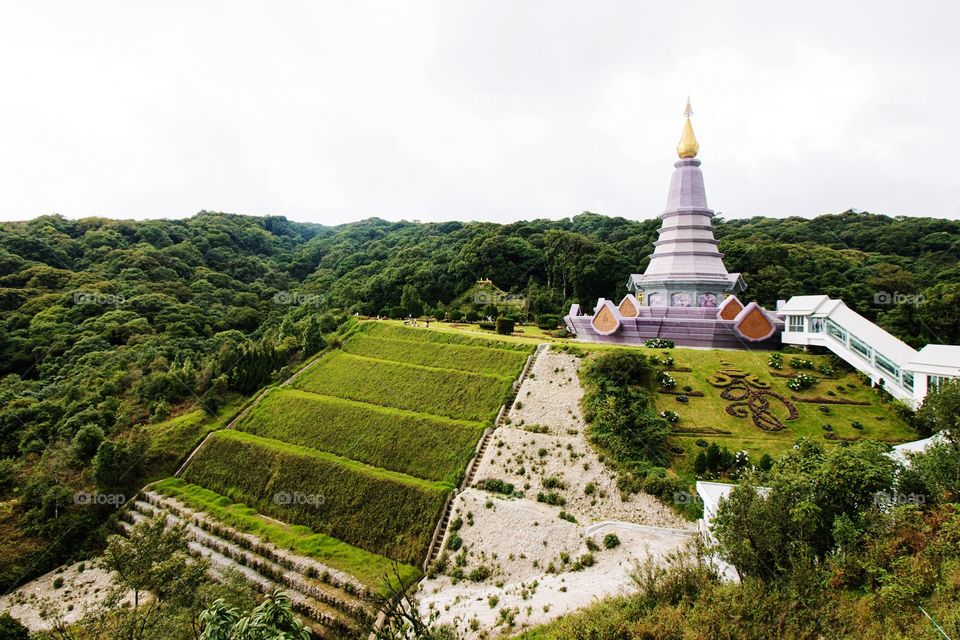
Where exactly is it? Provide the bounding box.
[0,208,958,594]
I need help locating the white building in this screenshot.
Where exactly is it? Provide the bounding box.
[777,295,960,408]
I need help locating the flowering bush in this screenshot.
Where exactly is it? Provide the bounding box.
[660,410,680,423]
[768,353,783,369]
[787,373,817,391]
[658,371,677,389]
[645,338,675,349]
[789,357,815,370]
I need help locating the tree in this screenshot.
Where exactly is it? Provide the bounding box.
[713,439,896,580]
[400,285,423,318]
[70,424,104,462]
[199,591,311,640]
[0,612,29,640]
[915,378,960,436]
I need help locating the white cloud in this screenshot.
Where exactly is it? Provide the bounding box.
[0,0,957,224]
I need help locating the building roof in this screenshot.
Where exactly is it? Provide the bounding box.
[777,295,836,315]
[906,345,960,374]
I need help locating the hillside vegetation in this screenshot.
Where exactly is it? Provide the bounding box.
[293,350,513,422]
[181,430,450,565]
[1,209,957,592]
[235,388,485,484]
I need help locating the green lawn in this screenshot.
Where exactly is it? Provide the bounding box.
[181,430,452,566]
[235,388,486,484]
[152,477,419,591]
[646,348,917,477]
[293,350,513,423]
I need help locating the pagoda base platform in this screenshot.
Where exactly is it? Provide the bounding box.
[564,299,783,350]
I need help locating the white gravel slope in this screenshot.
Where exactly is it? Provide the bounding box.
[418,349,696,638]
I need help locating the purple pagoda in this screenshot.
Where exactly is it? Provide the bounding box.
[564,100,782,349]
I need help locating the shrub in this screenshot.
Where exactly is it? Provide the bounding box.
[537,492,566,506]
[476,478,515,495]
[53,577,64,589]
[496,318,515,335]
[645,339,675,349]
[659,410,680,423]
[448,309,464,321]
[465,310,480,322]
[682,385,694,392]
[658,372,677,389]
[851,421,864,430]
[675,395,689,403]
[537,315,560,330]
[695,439,708,448]
[789,357,815,370]
[603,533,621,549]
[768,353,783,369]
[787,373,818,391]
[542,476,566,490]
[558,511,577,523]
[478,322,496,331]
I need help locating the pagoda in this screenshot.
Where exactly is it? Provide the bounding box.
[563,100,781,348]
[628,99,745,308]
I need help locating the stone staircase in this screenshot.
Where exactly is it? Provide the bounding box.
[120,491,378,639]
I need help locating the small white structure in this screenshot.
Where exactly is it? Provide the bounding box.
[778,295,960,408]
[889,430,951,467]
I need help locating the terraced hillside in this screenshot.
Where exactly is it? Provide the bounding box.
[145,321,534,637]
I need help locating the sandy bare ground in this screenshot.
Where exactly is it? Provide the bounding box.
[418,349,696,638]
[0,562,133,632]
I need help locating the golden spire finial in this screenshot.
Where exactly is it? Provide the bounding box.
[677,97,699,158]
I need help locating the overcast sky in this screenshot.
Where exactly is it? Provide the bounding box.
[0,1,957,226]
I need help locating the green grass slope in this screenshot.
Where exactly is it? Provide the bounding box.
[342,332,529,377]
[293,350,512,422]
[360,321,534,352]
[180,430,451,565]
[235,388,485,484]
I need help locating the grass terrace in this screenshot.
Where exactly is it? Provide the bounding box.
[235,388,486,484]
[292,350,513,423]
[180,430,451,565]
[342,331,529,377]
[151,477,418,590]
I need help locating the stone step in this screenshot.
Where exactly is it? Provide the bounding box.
[128,493,376,628]
[118,514,358,640]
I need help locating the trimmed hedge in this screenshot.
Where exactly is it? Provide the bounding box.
[293,351,512,423]
[235,388,485,484]
[181,430,451,565]
[342,333,527,377]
